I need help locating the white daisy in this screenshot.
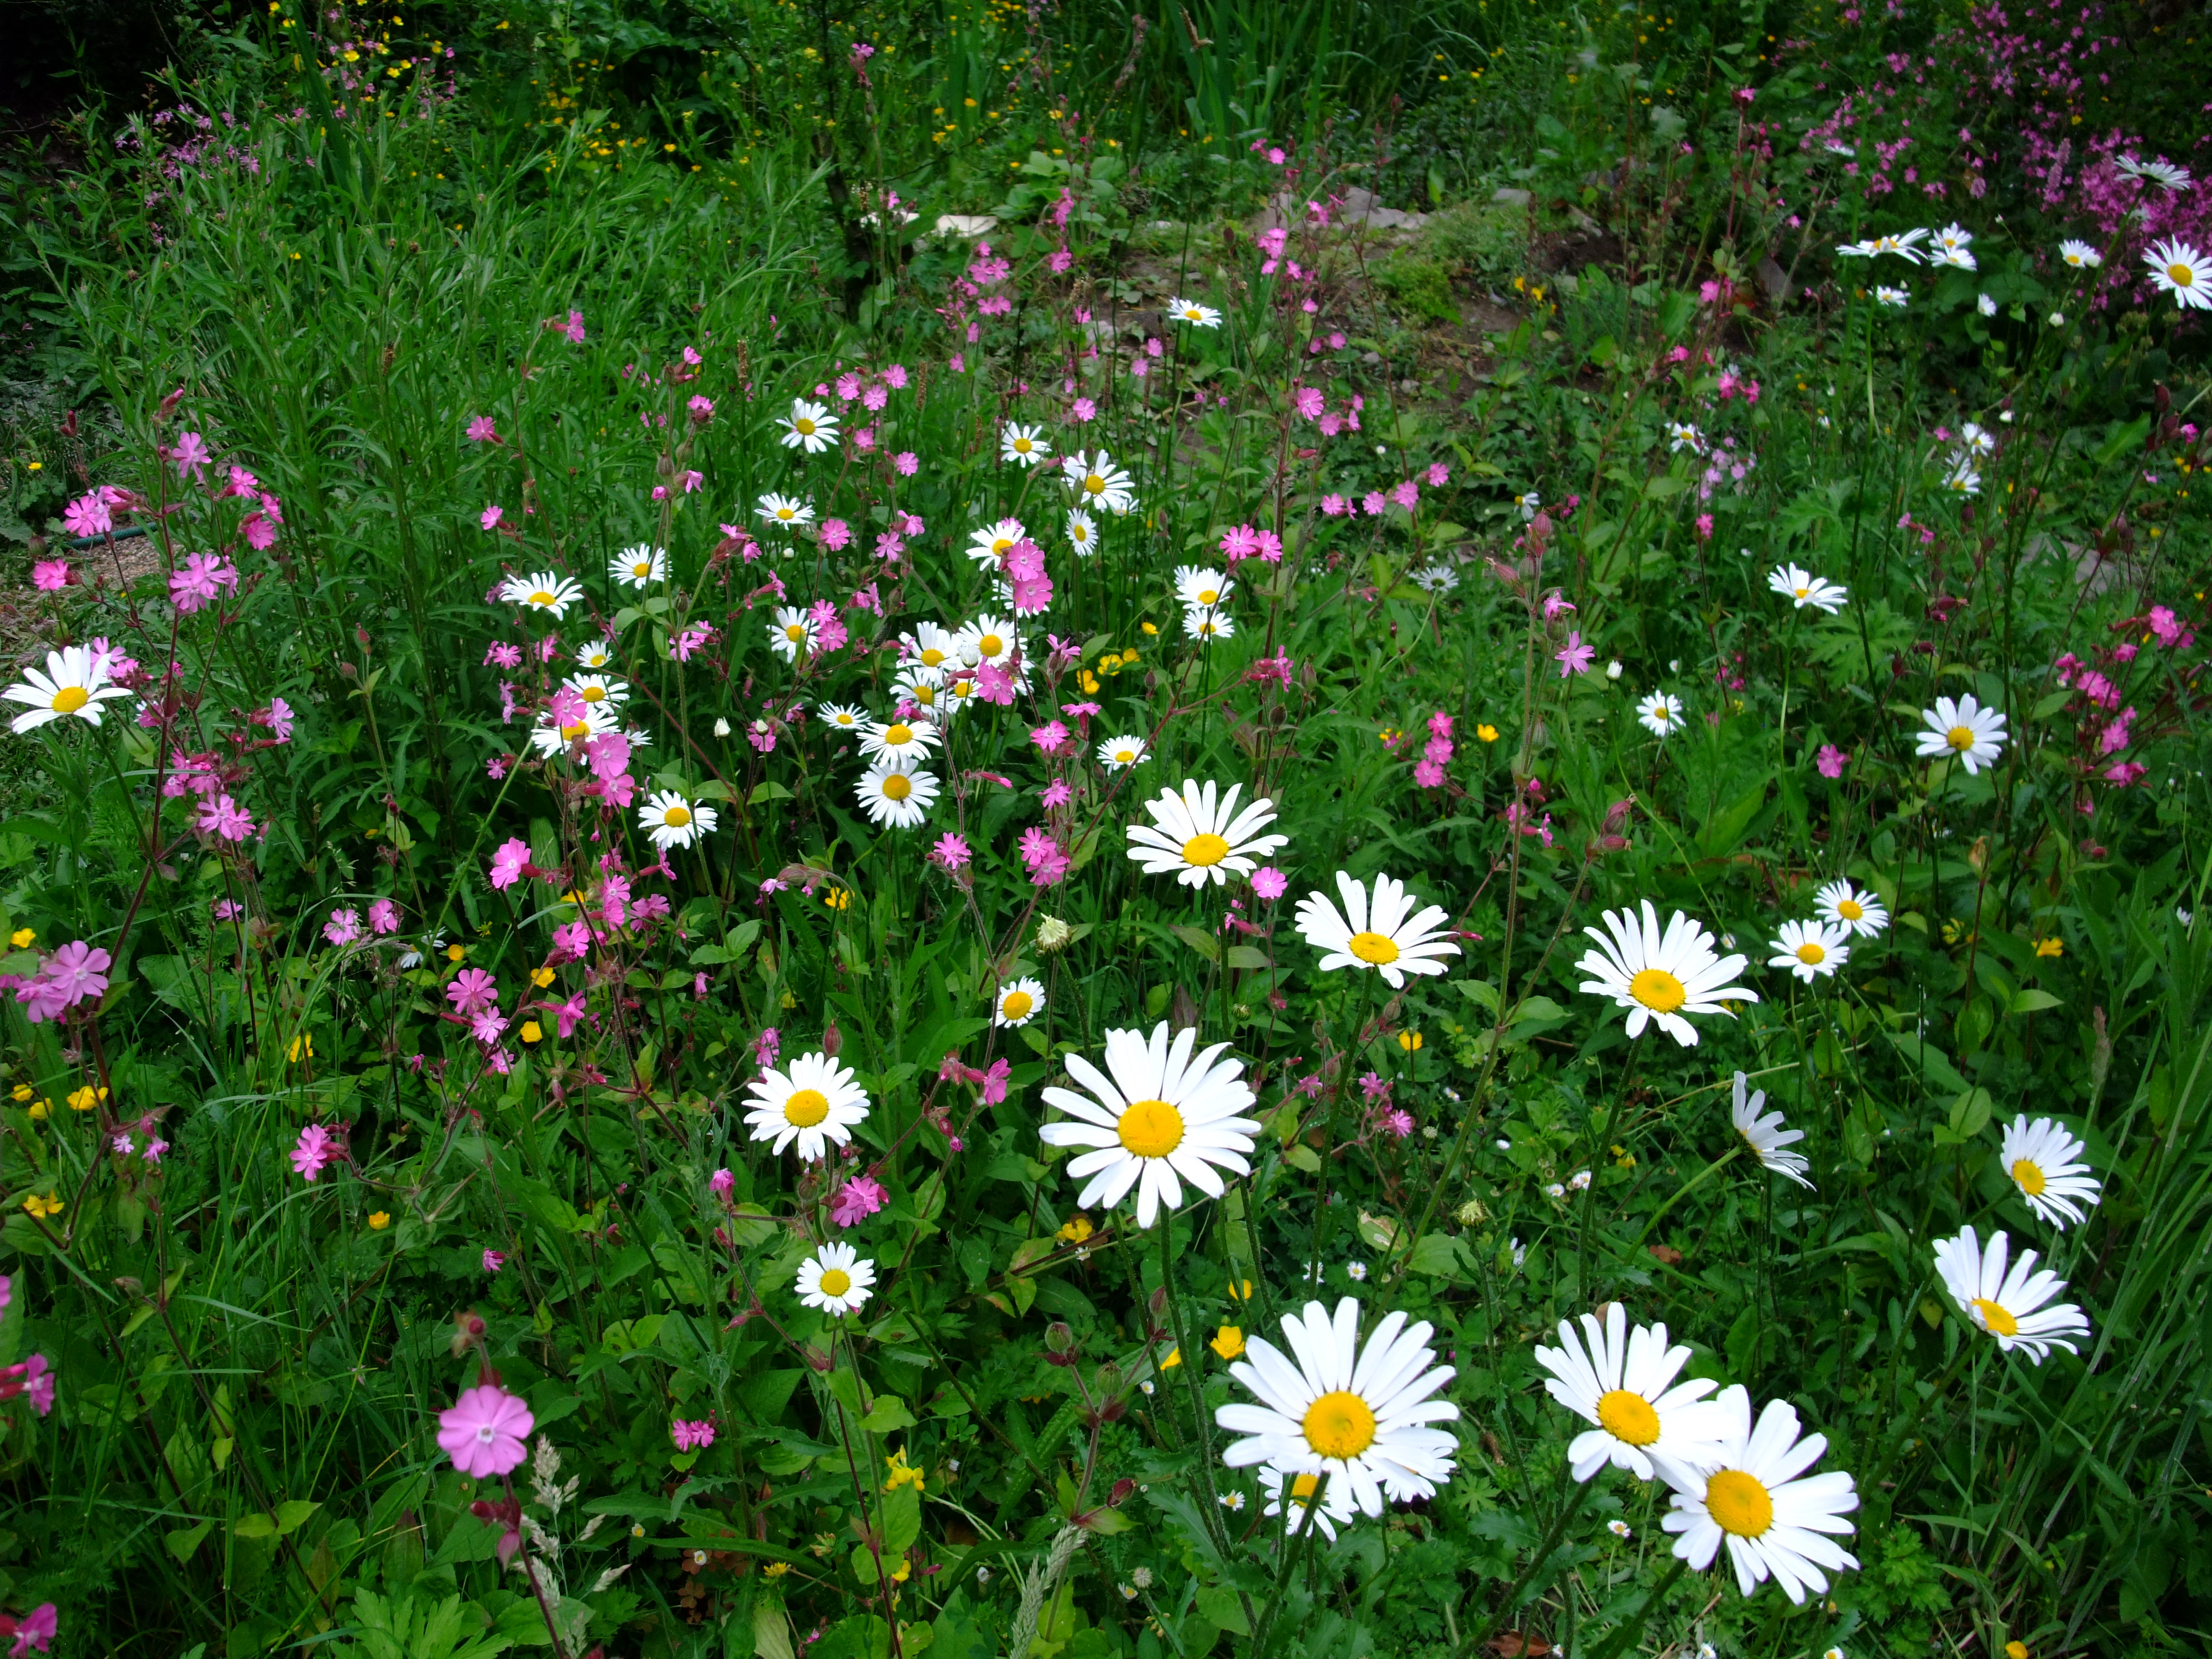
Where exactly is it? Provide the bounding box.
[526,702,617,757]
[1636,692,1684,738]
[1731,1072,1813,1187]
[857,718,940,763]
[1866,229,1929,262]
[1125,779,1288,888]
[1293,871,1462,989]
[1183,607,1235,642]
[1932,1226,2091,1362]
[1609,1519,1634,1540]
[1996,1117,2101,1229]
[757,493,816,531]
[900,623,962,674]
[4,645,133,733]
[1944,457,1983,495]
[1412,564,1460,594]
[1065,510,1098,557]
[2144,237,2212,309]
[795,1241,876,1317]
[1978,293,1998,316]
[855,758,939,829]
[1174,566,1233,610]
[766,607,816,662]
[1813,879,1888,938]
[1575,900,1760,1047]
[994,977,1046,1027]
[1958,421,1996,456]
[1169,297,1223,327]
[1532,1303,1726,1482]
[1913,693,2007,774]
[638,789,716,851]
[1215,1297,1460,1514]
[1933,244,1977,272]
[500,571,585,619]
[562,672,629,712]
[575,640,615,670]
[2116,155,2192,193]
[1258,1467,1358,1540]
[818,703,868,736]
[2058,239,2102,269]
[609,544,666,587]
[964,518,1029,569]
[1038,1021,1260,1228]
[776,399,841,454]
[1656,1385,1859,1605]
[892,670,948,721]
[1062,450,1138,515]
[1767,565,1848,613]
[1875,286,1909,309]
[1000,424,1052,467]
[1668,421,1706,454]
[1097,733,1149,770]
[1768,919,1850,983]
[954,614,1026,682]
[743,1050,870,1161]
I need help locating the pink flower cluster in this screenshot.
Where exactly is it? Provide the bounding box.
[290,1122,343,1182]
[1415,711,1454,790]
[9,941,111,1025]
[672,1416,717,1452]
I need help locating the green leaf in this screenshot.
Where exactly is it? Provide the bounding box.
[1404,1233,1465,1278]
[880,1482,923,1554]
[1283,1144,1322,1174]
[1195,1587,1250,1636]
[166,1520,212,1563]
[232,1512,276,1540]
[1076,1505,1133,1535]
[859,1395,917,1434]
[273,1499,319,1535]
[1223,945,1271,971]
[1167,924,1222,965]
[2008,988,2063,1015]
[1947,1087,1995,1141]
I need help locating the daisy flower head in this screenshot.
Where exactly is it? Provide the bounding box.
[777,398,841,453]
[1813,878,1888,937]
[757,493,816,531]
[1958,421,1996,456]
[527,702,616,757]
[1944,457,1983,496]
[893,669,948,721]
[818,703,868,736]
[767,606,817,662]
[857,717,940,763]
[1636,692,1685,739]
[1657,1385,1860,1605]
[1259,1467,1359,1540]
[1174,566,1233,610]
[856,758,940,829]
[1412,563,1460,594]
[5,646,133,734]
[744,1050,870,1161]
[1294,871,1462,989]
[1866,228,1929,262]
[609,544,666,587]
[994,977,1047,1027]
[575,640,615,670]
[956,614,1025,680]
[1065,510,1098,556]
[1183,606,1235,643]
[2117,154,2193,193]
[1000,423,1052,467]
[1576,900,1759,1047]
[1125,779,1289,888]
[1769,919,1850,983]
[1532,1303,1727,1482]
[796,1241,877,1317]
[1062,450,1138,515]
[563,672,629,712]
[2059,239,2102,269]
[1875,286,1909,309]
[1997,1116,2101,1229]
[1933,243,1978,272]
[500,571,585,620]
[1731,1072,1813,1187]
[1215,1297,1460,1515]
[1932,1226,2091,1362]
[965,517,1028,568]
[1767,565,1848,613]
[1038,1021,1261,1227]
[1668,422,1706,454]
[638,789,716,851]
[1914,693,2007,774]
[1170,296,1223,328]
[2145,238,2212,309]
[1097,733,1149,770]
[901,623,962,674]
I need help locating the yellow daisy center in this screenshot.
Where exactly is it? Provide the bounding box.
[632,561,652,577]
[785,624,806,642]
[1015,438,1033,453]
[1302,1390,1378,1459]
[51,686,90,714]
[580,685,605,702]
[2012,1159,2047,1197]
[912,684,937,706]
[1181,832,1231,867]
[1705,1469,1774,1537]
[1116,1098,1185,1158]
[560,722,589,740]
[1197,587,1218,604]
[662,805,691,827]
[530,589,556,607]
[1290,1472,1321,1500]
[1793,586,1809,598]
[1084,474,1105,494]
[1628,968,1687,1013]
[1114,748,1136,763]
[1595,1389,1661,1446]
[776,508,795,520]
[885,723,914,745]
[1072,525,1089,541]
[1972,1297,2020,1337]
[1001,990,1034,1020]
[795,418,816,435]
[1838,899,1864,921]
[881,774,914,802]
[818,1267,852,1297]
[992,537,1015,555]
[921,647,946,666]
[1348,931,1401,965]
[1947,724,1976,750]
[2171,262,2196,286]
[1649,705,1670,723]
[979,634,1004,657]
[784,1089,830,1126]
[1796,941,1826,965]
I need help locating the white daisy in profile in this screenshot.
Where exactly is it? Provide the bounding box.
[1932,241,1977,272]
[1038,1021,1260,1228]
[1169,297,1223,328]
[638,789,716,851]
[766,607,816,662]
[1636,692,1684,739]
[955,614,1026,681]
[1864,229,1928,262]
[1258,1467,1359,1540]
[1768,919,1850,983]
[744,1050,870,1161]
[1175,566,1233,610]
[818,703,868,736]
[1532,1302,1727,1482]
[1062,450,1138,515]
[756,493,815,531]
[1875,286,1909,308]
[562,672,629,712]
[994,977,1046,1027]
[1000,423,1052,467]
[2144,237,2212,309]
[1065,510,1098,557]
[964,517,1028,568]
[609,544,666,587]
[1932,1226,2090,1362]
[1813,879,1888,938]
[900,622,961,674]
[1997,1117,2101,1229]
[1978,293,1998,316]
[1515,491,1542,520]
[795,1242,876,1317]
[1667,421,1705,454]
[1097,733,1149,770]
[5,645,133,733]
[1215,1297,1460,1514]
[776,398,840,453]
[2116,154,2192,193]
[2058,239,2102,269]
[857,718,940,763]
[1576,900,1759,1047]
[1913,693,2007,773]
[526,702,617,756]
[575,640,615,670]
[1944,457,1982,495]
[1126,779,1288,888]
[1767,565,1848,613]
[1294,871,1462,989]
[856,759,939,829]
[500,571,585,619]
[1656,1385,1859,1605]
[1731,1072,1813,1188]
[1412,563,1459,594]
[1184,607,1235,643]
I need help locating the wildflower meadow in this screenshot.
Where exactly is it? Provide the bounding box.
[2,0,2211,1655]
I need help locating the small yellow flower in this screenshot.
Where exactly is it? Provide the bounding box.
[446,942,467,962]
[823,888,852,911]
[520,1020,544,1044]
[2005,1644,2028,1659]
[1160,1346,1182,1370]
[67,1085,106,1113]
[22,1193,62,1219]
[764,1559,790,1577]
[1378,727,1402,745]
[1209,1324,1245,1360]
[1140,621,1158,635]
[1078,670,1100,693]
[883,1447,925,1494]
[8,928,32,948]
[9,1084,29,1102]
[368,1211,392,1230]
[288,1033,315,1063]
[890,1557,912,1583]
[530,966,555,988]
[1227,1277,1255,1302]
[2034,937,2063,958]
[1056,1214,1094,1244]
[1398,1030,1423,1052]
[27,1098,50,1121]
[1477,723,1500,743]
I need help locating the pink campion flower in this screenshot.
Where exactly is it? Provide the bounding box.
[1010,571,1053,612]
[2105,760,2148,786]
[290,1123,339,1182]
[931,833,972,870]
[821,518,852,551]
[709,1167,734,1197]
[447,967,498,1016]
[170,553,239,614]
[1049,245,1074,273]
[170,431,212,478]
[481,504,504,530]
[142,1138,168,1163]
[672,1417,717,1452]
[1361,491,1388,516]
[438,1384,535,1479]
[547,993,587,1039]
[1252,529,1283,562]
[469,1010,509,1046]
[1318,413,1344,437]
[1383,1107,1416,1138]
[1413,760,1446,789]
[1553,633,1595,677]
[254,697,295,741]
[754,1027,781,1067]
[1251,867,1288,901]
[980,1058,1011,1105]
[975,663,1016,705]
[41,942,111,1010]
[835,372,864,401]
[482,1249,507,1274]
[874,531,905,561]
[1292,385,1326,420]
[1542,590,1576,620]
[198,795,255,841]
[2075,670,2121,709]
[1030,720,1072,754]
[1070,397,1097,424]
[1220,524,1261,562]
[830,1175,887,1228]
[1321,493,1349,516]
[2099,711,2136,754]
[1425,462,1449,487]
[585,731,631,782]
[680,469,704,494]
[1694,513,1714,541]
[483,641,522,669]
[550,921,593,961]
[673,623,716,661]
[1041,779,1074,810]
[2148,605,2195,648]
[1428,710,1453,738]
[240,511,278,550]
[466,415,498,443]
[1814,744,1849,780]
[883,364,909,390]
[688,394,714,421]
[0,1357,54,1419]
[489,838,531,890]
[0,1603,57,1655]
[1391,480,1421,510]
[894,451,919,476]
[367,898,400,935]
[563,310,586,343]
[324,908,362,947]
[31,560,69,592]
[62,492,112,537]
[15,977,71,1026]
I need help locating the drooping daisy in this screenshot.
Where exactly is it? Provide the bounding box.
[1097,734,1149,770]
[609,544,666,587]
[795,1241,876,1317]
[2116,155,2192,193]
[776,398,841,453]
[956,614,1026,681]
[1038,1021,1260,1228]
[1062,450,1138,515]
[1258,1467,1359,1540]
[1000,424,1052,467]
[1575,900,1760,1047]
[1183,607,1235,643]
[2144,237,2212,309]
[1996,1117,2102,1229]
[1945,458,1982,495]
[900,623,962,674]
[1412,564,1460,594]
[1126,779,1288,888]
[818,703,868,736]
[756,493,816,531]
[1065,510,1098,557]
[1175,566,1233,611]
[5,645,133,733]
[1532,1302,1728,1482]
[575,640,615,670]
[563,672,629,712]
[1731,1072,1813,1188]
[1932,1226,2091,1362]
[1914,694,2007,774]
[1169,297,1223,328]
[2058,240,2103,270]
[1865,229,1929,262]
[766,607,817,662]
[994,977,1046,1027]
[1875,286,1910,309]
[965,518,1029,568]
[500,571,585,619]
[744,1050,870,1161]
[855,759,938,829]
[638,789,717,851]
[1813,879,1888,938]
[1294,871,1462,990]
[526,702,617,757]
[1767,565,1849,613]
[1215,1297,1460,1515]
[857,718,940,763]
[1768,919,1850,983]
[1656,1386,1859,1605]
[1636,692,1685,739]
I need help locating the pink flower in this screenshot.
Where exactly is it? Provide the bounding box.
[447,967,498,1016]
[483,641,522,669]
[830,1175,887,1228]
[489,838,531,890]
[980,1058,1011,1105]
[324,908,362,947]
[254,697,295,741]
[0,1357,54,1420]
[1030,720,1072,754]
[31,560,69,592]
[975,662,1016,705]
[564,310,586,343]
[1321,494,1349,516]
[931,833,972,870]
[1219,525,1261,562]
[1041,779,1074,810]
[1383,1108,1415,1138]
[0,1603,56,1656]
[1070,397,1097,423]
[754,1027,781,1067]
[2104,760,2148,786]
[1292,386,1325,420]
[1251,867,1288,900]
[198,794,255,841]
[688,394,715,421]
[39,941,111,1012]
[2148,605,2195,648]
[709,1167,734,1196]
[466,415,499,442]
[551,921,593,961]
[585,731,632,782]
[481,504,504,530]
[894,451,919,476]
[62,492,112,537]
[1694,513,1714,541]
[482,1249,507,1274]
[821,518,852,551]
[1425,463,1449,487]
[290,1123,340,1182]
[672,1417,717,1452]
[368,898,400,935]
[170,553,239,614]
[1391,480,1421,510]
[437,1384,535,1479]
[680,468,704,494]
[1413,759,1446,789]
[171,431,212,477]
[1361,491,1388,517]
[1816,744,1848,779]
[1553,633,1595,677]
